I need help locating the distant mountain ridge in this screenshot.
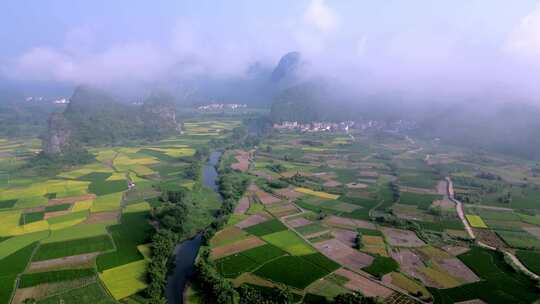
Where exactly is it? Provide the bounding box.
[43,86,181,156]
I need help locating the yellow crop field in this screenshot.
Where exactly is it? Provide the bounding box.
[0,210,23,236]
[9,220,50,235]
[58,166,111,179]
[95,149,118,162]
[114,155,158,166]
[129,165,155,176]
[49,218,87,231]
[466,214,488,228]
[72,199,94,212]
[294,187,339,200]
[106,172,126,181]
[99,260,149,300]
[148,147,195,158]
[91,193,122,212]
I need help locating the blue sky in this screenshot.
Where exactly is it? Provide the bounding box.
[2,0,540,100]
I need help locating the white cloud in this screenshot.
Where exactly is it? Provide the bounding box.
[304,0,339,33]
[506,2,540,60]
[8,43,173,85]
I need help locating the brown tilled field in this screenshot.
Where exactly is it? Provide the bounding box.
[211,237,265,259]
[234,196,250,214]
[235,214,269,229]
[275,187,303,200]
[255,191,281,205]
[315,239,374,270]
[28,253,98,272]
[441,245,470,256]
[82,210,119,224]
[43,210,71,220]
[47,194,96,206]
[230,150,251,172]
[390,248,424,275]
[286,217,312,228]
[332,229,357,248]
[267,203,300,217]
[323,180,342,187]
[335,268,394,298]
[436,258,479,283]
[12,277,96,304]
[473,228,507,249]
[324,215,376,230]
[382,228,425,247]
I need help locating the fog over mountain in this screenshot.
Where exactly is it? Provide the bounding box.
[2,1,540,159]
[1,0,540,103]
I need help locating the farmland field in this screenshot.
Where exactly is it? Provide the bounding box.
[37,283,114,304]
[253,255,335,289]
[295,187,340,200]
[3,113,540,303]
[262,231,316,255]
[465,214,488,228]
[430,247,540,303]
[99,259,148,299]
[19,268,96,288]
[33,235,114,261]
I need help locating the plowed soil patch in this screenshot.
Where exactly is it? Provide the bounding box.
[335,268,393,298]
[231,150,251,172]
[28,253,99,272]
[236,214,270,229]
[211,237,265,259]
[276,188,303,200]
[437,258,479,283]
[315,239,374,270]
[44,210,71,220]
[382,228,425,247]
[287,217,312,228]
[48,194,96,206]
[82,211,119,224]
[234,196,250,214]
[324,215,376,230]
[332,229,357,248]
[256,191,281,205]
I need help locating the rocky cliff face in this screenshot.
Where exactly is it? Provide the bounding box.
[141,100,182,133]
[271,51,301,82]
[42,113,72,156]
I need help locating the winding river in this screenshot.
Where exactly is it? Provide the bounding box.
[165,151,222,304]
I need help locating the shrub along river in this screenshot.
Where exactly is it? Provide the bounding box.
[165,151,222,304]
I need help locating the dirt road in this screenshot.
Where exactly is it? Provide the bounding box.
[446,177,540,280]
[445,177,475,239]
[504,251,540,280]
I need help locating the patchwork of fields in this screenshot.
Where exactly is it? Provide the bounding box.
[199,128,540,304]
[3,115,540,304]
[0,118,240,304]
